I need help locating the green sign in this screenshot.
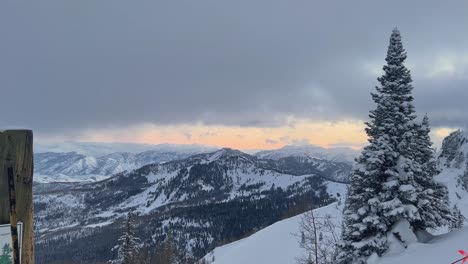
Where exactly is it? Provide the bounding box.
[0,223,23,264]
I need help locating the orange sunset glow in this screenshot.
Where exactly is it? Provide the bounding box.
[65,119,456,151]
[74,119,367,150]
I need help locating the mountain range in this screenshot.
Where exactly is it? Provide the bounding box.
[33,143,357,183]
[32,134,468,263]
[34,150,205,182]
[33,146,350,263]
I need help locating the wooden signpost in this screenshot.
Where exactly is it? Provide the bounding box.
[0,130,34,264]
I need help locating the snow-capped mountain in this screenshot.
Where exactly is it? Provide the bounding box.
[437,130,467,169]
[35,141,216,157]
[34,148,214,182]
[34,144,353,183]
[436,130,468,211]
[254,144,359,164]
[33,148,347,263]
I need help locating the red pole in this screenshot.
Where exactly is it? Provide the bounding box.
[449,256,468,264]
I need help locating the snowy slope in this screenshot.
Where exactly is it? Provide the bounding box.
[377,228,468,263]
[201,195,468,264]
[199,202,345,264]
[201,203,468,264]
[200,131,468,264]
[433,131,468,216]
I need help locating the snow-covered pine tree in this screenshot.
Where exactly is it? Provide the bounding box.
[110,211,140,264]
[336,138,392,263]
[411,115,451,230]
[458,158,468,191]
[449,205,465,230]
[336,29,431,263]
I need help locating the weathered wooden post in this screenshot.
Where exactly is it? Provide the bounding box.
[0,130,34,264]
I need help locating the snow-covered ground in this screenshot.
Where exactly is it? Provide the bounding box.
[198,179,346,264]
[377,228,468,264]
[201,201,468,264]
[200,203,344,264]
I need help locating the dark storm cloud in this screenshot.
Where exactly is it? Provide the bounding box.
[1,0,467,134]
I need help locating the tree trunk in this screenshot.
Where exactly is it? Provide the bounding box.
[0,130,34,264]
[311,211,318,264]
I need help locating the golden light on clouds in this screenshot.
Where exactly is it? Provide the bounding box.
[76,119,369,150]
[430,127,458,150]
[434,127,456,138]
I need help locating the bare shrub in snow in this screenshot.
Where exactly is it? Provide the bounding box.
[296,210,339,264]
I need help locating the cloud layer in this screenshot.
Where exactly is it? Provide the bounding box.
[1,0,467,138]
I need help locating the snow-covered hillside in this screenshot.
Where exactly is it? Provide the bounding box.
[436,130,468,227]
[200,131,468,264]
[255,144,358,163]
[98,149,332,215]
[200,202,345,264]
[34,148,345,229]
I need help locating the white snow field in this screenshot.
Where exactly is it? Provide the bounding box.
[200,161,468,264]
[377,227,468,264]
[200,203,344,264]
[201,202,468,264]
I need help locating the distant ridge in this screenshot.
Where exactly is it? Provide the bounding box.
[35,141,217,157]
[254,144,359,163]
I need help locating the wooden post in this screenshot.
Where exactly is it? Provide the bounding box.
[0,130,34,264]
[8,166,20,264]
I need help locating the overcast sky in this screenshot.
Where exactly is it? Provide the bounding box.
[1,1,467,149]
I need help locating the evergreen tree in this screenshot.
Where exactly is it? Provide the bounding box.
[110,211,140,264]
[337,29,445,263]
[411,115,451,230]
[458,158,468,191]
[449,205,465,231]
[336,140,391,263]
